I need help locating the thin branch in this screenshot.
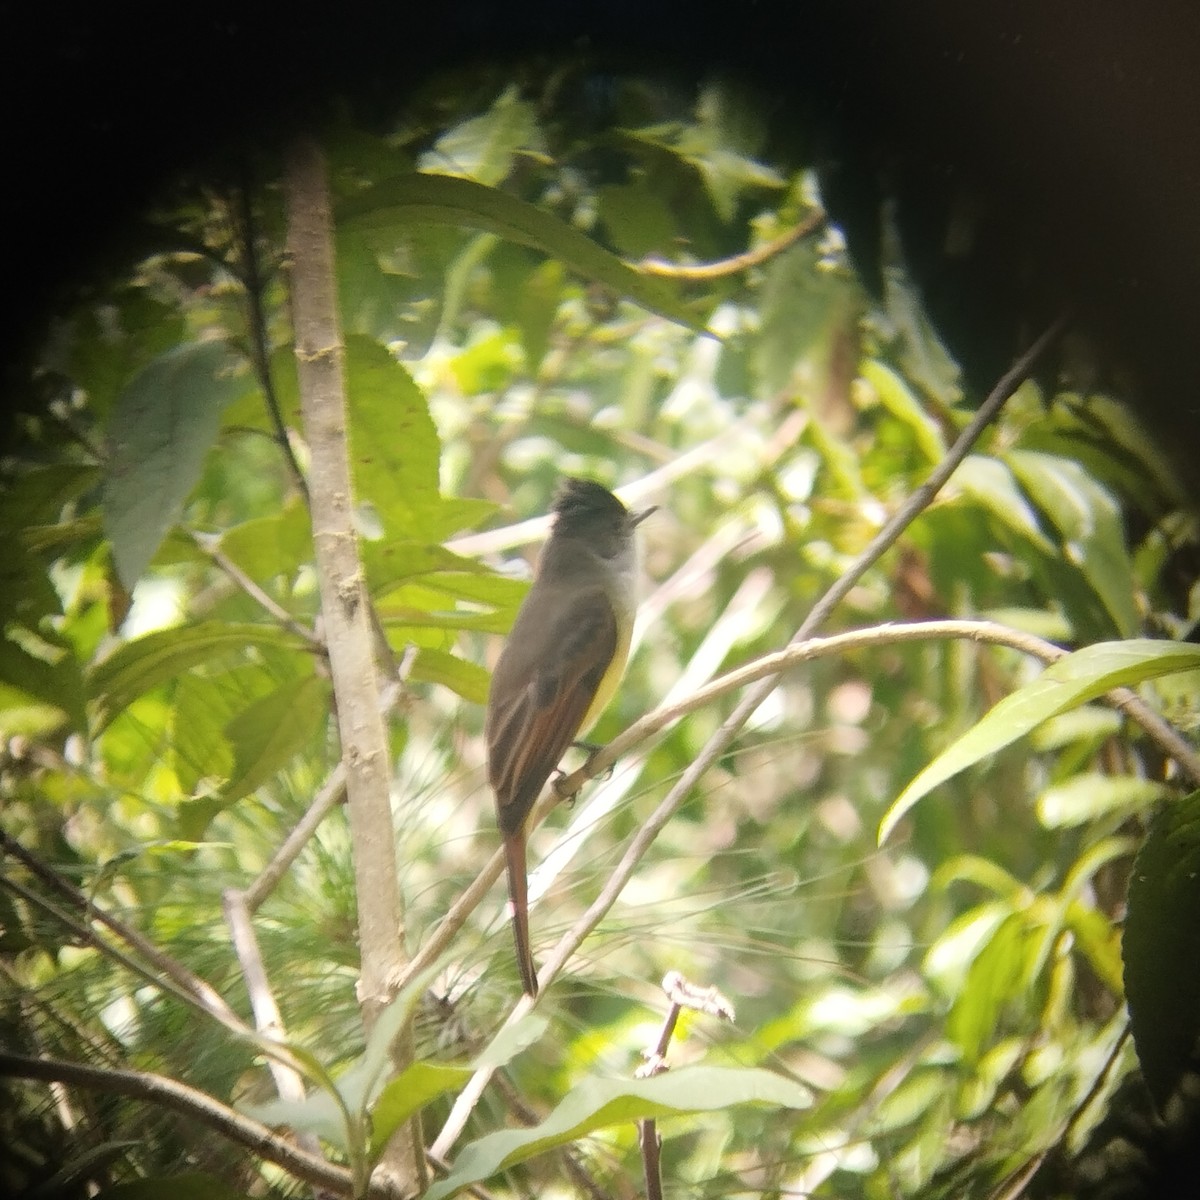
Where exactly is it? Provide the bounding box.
[244,762,347,913]
[233,177,311,505]
[636,209,826,280]
[636,972,736,1200]
[0,1052,384,1198]
[795,312,1071,642]
[222,889,320,1163]
[560,619,1200,793]
[190,529,324,650]
[0,830,244,1029]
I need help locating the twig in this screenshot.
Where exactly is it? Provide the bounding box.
[425,613,1199,1158]
[222,888,321,1165]
[636,210,826,280]
[794,312,1071,643]
[244,762,347,913]
[636,972,736,1200]
[190,529,324,650]
[233,176,311,505]
[560,619,1200,793]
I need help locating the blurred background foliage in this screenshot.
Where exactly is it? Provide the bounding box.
[2,67,1199,1199]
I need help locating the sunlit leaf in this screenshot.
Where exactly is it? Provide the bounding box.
[424,1067,812,1199]
[946,913,1033,1063]
[1006,450,1139,637]
[87,622,302,732]
[408,647,490,704]
[880,640,1200,842]
[340,173,706,331]
[861,360,946,463]
[421,87,542,186]
[221,673,330,805]
[1036,773,1172,828]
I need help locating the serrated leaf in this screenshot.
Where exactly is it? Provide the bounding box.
[879,640,1200,843]
[345,336,438,528]
[339,173,705,332]
[103,342,245,588]
[1007,450,1139,636]
[87,622,302,732]
[424,1066,811,1199]
[221,673,330,805]
[1124,789,1200,1110]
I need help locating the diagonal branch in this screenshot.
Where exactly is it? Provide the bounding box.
[0,1052,381,1198]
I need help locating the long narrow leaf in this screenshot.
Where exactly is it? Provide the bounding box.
[340,173,706,332]
[424,1066,811,1199]
[879,640,1200,843]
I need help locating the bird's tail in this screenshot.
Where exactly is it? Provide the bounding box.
[503,831,539,996]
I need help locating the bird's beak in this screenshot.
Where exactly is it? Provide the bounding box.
[631,505,658,527]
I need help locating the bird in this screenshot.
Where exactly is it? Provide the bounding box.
[485,478,653,995]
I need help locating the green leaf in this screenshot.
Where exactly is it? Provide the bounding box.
[219,503,312,580]
[87,622,302,732]
[1,463,102,530]
[339,173,705,332]
[860,360,946,464]
[221,673,330,805]
[879,639,1200,842]
[945,913,1033,1063]
[369,1063,474,1157]
[1036,773,1173,829]
[1124,789,1200,1109]
[103,342,246,588]
[0,625,87,735]
[954,455,1054,552]
[598,180,676,260]
[346,336,438,528]
[364,540,497,600]
[1006,450,1139,636]
[473,1013,550,1070]
[424,1067,812,1199]
[242,964,442,1154]
[408,647,490,704]
[239,1089,348,1151]
[754,241,844,396]
[421,87,541,186]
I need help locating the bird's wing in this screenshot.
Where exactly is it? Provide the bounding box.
[487,586,618,834]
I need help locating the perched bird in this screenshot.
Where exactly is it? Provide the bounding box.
[485,479,653,995]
